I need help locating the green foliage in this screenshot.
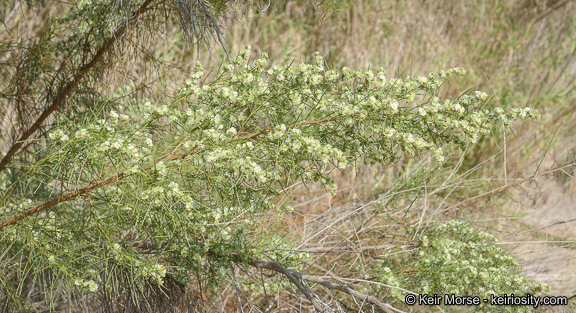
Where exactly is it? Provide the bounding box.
[0,46,541,310]
[373,221,549,312]
[3,0,568,311]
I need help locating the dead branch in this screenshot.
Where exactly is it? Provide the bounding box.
[249,260,401,313]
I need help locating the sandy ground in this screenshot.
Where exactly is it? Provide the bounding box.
[493,180,576,311]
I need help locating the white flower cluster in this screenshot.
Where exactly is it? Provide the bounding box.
[48,129,69,142]
[299,135,346,165]
[138,175,197,211]
[508,107,539,120]
[144,102,169,118]
[75,128,89,139]
[74,279,99,292]
[409,220,548,300]
[379,266,403,299]
[47,110,156,176]
[0,199,32,215]
[156,161,167,176]
[111,242,123,260]
[135,262,167,285]
[195,49,535,167]
[109,110,130,122]
[230,155,269,183]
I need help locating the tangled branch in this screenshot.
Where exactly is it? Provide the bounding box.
[249,260,400,313]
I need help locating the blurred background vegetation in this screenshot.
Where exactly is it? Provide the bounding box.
[2,0,576,311]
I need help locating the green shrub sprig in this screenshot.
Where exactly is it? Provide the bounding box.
[373,221,549,312]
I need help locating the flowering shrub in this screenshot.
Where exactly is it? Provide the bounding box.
[0,46,540,310]
[373,221,548,312]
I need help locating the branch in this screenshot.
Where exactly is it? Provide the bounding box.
[533,0,570,23]
[249,260,401,313]
[0,117,342,229]
[251,260,325,312]
[0,0,155,173]
[108,243,401,312]
[4,121,566,230]
[0,173,130,228]
[233,117,339,141]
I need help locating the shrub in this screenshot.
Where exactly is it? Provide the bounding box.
[0,46,543,312]
[372,220,548,312]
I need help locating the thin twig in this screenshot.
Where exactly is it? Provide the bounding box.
[533,121,562,177]
[532,0,570,23]
[424,162,576,221]
[503,217,576,240]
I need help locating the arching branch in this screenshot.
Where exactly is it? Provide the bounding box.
[0,117,341,229]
